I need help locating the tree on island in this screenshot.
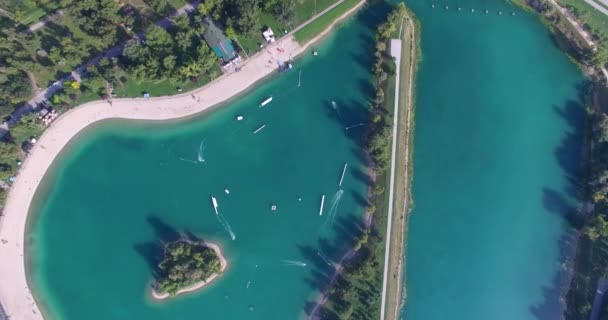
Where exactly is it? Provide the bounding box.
[155,240,222,295]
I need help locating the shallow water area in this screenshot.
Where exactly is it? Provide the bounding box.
[25,7,382,319]
[402,0,585,319]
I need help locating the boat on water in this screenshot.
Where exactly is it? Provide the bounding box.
[260,96,273,107]
[211,196,219,215]
[236,115,243,121]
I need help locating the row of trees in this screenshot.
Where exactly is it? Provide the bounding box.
[367,5,405,171]
[64,0,121,48]
[122,14,218,82]
[565,89,608,319]
[0,29,34,118]
[155,240,222,295]
[318,4,407,320]
[197,0,296,37]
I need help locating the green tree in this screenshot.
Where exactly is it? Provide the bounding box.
[273,0,295,25]
[230,1,260,37]
[68,0,120,48]
[591,47,608,67]
[155,240,223,295]
[598,113,608,143]
[585,215,608,240]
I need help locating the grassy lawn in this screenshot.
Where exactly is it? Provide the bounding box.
[556,0,608,46]
[294,0,340,22]
[237,12,290,54]
[113,69,220,98]
[293,0,361,44]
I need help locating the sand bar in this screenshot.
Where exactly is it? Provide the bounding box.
[0,1,366,319]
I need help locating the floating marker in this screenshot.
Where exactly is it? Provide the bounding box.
[319,195,325,216]
[253,125,266,134]
[338,163,348,187]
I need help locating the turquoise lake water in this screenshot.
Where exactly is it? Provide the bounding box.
[401,0,585,319]
[26,7,384,319]
[25,0,586,319]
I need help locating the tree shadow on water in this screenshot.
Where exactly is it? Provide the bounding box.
[133,215,189,280]
[530,85,587,319]
[298,215,365,316]
[529,231,578,320]
[553,99,586,198]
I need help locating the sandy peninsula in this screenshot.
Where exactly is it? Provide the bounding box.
[150,242,227,300]
[0,1,366,319]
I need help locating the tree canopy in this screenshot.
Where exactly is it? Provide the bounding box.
[156,241,222,295]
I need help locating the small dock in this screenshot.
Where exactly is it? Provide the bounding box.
[260,96,273,107]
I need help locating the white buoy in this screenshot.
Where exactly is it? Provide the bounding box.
[225,189,230,194]
[236,115,243,121]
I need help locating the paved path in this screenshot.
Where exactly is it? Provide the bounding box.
[11,1,200,125]
[583,0,608,16]
[25,10,63,33]
[550,0,596,48]
[380,38,401,320]
[549,0,608,86]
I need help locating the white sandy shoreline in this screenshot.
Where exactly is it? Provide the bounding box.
[0,1,366,319]
[150,242,228,300]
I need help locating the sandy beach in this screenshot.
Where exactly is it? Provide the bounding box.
[0,1,366,319]
[150,242,228,300]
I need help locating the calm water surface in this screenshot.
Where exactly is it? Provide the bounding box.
[27,1,586,319]
[402,0,585,319]
[26,6,386,319]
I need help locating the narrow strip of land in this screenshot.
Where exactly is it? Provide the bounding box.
[380,9,417,320]
[0,2,366,319]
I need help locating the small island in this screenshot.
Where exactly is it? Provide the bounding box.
[151,240,227,300]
